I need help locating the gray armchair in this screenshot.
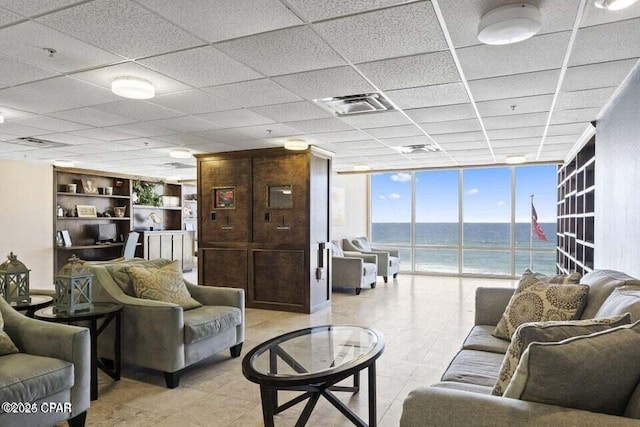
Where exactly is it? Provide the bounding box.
[343,236,400,283]
[331,240,378,295]
[0,297,90,427]
[87,259,244,389]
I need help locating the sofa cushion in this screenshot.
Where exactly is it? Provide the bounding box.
[127,260,201,310]
[493,280,589,340]
[0,310,18,356]
[492,314,631,396]
[579,270,640,319]
[441,350,504,387]
[331,240,344,258]
[503,320,640,416]
[183,305,242,344]
[105,258,173,296]
[351,237,372,252]
[596,286,640,321]
[0,353,73,403]
[626,382,640,419]
[462,325,510,354]
[431,381,493,395]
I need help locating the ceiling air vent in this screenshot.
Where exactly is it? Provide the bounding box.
[316,93,395,116]
[399,144,441,154]
[7,137,70,148]
[162,162,193,169]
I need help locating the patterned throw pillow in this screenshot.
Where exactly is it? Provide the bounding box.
[493,280,590,340]
[0,309,19,356]
[520,268,582,285]
[127,261,201,310]
[492,314,631,396]
[106,258,173,296]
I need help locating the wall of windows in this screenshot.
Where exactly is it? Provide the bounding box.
[369,165,558,277]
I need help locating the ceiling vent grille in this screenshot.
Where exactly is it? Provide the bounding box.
[162,162,194,169]
[316,93,395,116]
[7,137,70,149]
[399,144,441,154]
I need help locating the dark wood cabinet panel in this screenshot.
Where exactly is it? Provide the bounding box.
[252,250,305,307]
[200,248,247,290]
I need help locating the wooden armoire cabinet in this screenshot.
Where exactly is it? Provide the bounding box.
[196,147,332,313]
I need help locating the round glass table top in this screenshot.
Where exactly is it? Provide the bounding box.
[245,325,383,381]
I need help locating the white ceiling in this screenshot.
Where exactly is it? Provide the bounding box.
[0,0,638,178]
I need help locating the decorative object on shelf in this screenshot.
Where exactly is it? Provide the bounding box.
[105,187,113,196]
[54,254,93,314]
[213,187,235,209]
[148,212,162,231]
[114,180,124,188]
[132,180,162,206]
[183,205,193,218]
[114,206,126,218]
[67,183,77,193]
[162,196,180,207]
[98,187,106,195]
[81,178,98,194]
[0,252,31,304]
[60,230,72,247]
[57,205,64,217]
[76,205,97,218]
[56,232,64,247]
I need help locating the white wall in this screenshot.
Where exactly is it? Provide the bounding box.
[331,173,368,241]
[594,62,640,277]
[0,159,54,288]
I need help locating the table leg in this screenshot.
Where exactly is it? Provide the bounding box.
[368,363,377,427]
[90,318,98,401]
[114,311,121,380]
[259,385,276,427]
[354,370,360,393]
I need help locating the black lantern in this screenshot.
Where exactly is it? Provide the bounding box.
[0,252,31,304]
[54,255,93,314]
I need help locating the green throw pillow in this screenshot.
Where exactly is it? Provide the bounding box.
[106,258,173,296]
[503,320,640,415]
[127,260,201,310]
[492,314,631,396]
[0,309,19,355]
[520,268,582,285]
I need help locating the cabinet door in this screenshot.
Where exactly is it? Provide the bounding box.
[182,232,194,271]
[200,248,247,290]
[252,154,308,244]
[200,158,251,243]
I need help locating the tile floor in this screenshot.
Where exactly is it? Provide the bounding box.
[85,274,516,426]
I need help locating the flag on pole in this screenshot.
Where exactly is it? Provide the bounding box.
[531,202,548,241]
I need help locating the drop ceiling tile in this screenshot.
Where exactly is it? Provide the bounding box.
[314,2,447,63]
[386,83,469,109]
[476,95,553,118]
[137,0,302,42]
[11,147,76,160]
[580,1,640,27]
[0,21,122,74]
[93,100,182,121]
[148,116,221,133]
[225,139,281,150]
[547,123,589,136]
[140,46,262,88]
[422,118,481,134]
[34,132,102,145]
[0,6,21,26]
[310,130,371,143]
[458,32,570,81]
[545,134,581,144]
[357,51,460,90]
[203,79,301,108]
[439,0,580,48]
[104,122,176,138]
[379,135,433,146]
[0,56,57,89]
[432,131,486,143]
[11,115,89,132]
[117,138,175,149]
[69,127,133,141]
[468,70,561,101]
[341,111,411,129]
[563,59,638,92]
[405,103,476,123]
[0,106,36,120]
[550,108,600,125]
[73,62,191,95]
[366,125,423,139]
[486,126,544,140]
[19,77,121,107]
[38,0,203,59]
[230,123,301,140]
[154,133,212,147]
[149,90,239,115]
[273,66,375,100]
[286,118,354,134]
[49,107,135,127]
[197,109,275,129]
[490,138,540,148]
[183,140,239,152]
[249,101,331,122]
[332,139,388,149]
[570,18,640,66]
[492,146,537,155]
[556,87,616,110]
[0,122,50,137]
[438,140,488,151]
[286,0,412,21]
[0,141,38,152]
[0,0,82,16]
[483,112,549,130]
[196,128,250,143]
[214,26,345,76]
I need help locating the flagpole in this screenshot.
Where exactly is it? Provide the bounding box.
[530,194,534,269]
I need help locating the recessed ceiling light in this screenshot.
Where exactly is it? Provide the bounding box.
[53,160,75,168]
[111,77,155,99]
[477,4,542,45]
[353,164,371,171]
[594,0,639,10]
[169,148,192,159]
[505,155,527,164]
[284,139,308,150]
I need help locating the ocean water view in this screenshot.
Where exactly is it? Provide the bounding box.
[372,222,557,276]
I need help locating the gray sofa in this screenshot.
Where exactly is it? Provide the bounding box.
[87,259,244,388]
[331,240,378,295]
[401,270,640,427]
[0,297,90,427]
[342,237,400,283]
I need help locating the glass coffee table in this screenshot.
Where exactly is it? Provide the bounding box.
[242,325,385,427]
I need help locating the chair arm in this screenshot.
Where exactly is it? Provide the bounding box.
[343,251,378,264]
[332,257,364,287]
[401,387,639,427]
[475,287,515,326]
[185,281,244,309]
[372,247,399,257]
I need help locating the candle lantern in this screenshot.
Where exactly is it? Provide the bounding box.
[54,255,93,314]
[0,252,31,304]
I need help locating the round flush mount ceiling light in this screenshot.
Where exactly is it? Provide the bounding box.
[169,148,192,159]
[53,160,75,168]
[284,139,309,151]
[594,0,639,10]
[477,4,542,45]
[505,155,527,164]
[353,164,371,171]
[111,76,155,99]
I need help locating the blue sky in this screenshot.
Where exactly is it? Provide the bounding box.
[371,165,558,223]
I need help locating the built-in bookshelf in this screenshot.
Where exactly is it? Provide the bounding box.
[556,137,595,275]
